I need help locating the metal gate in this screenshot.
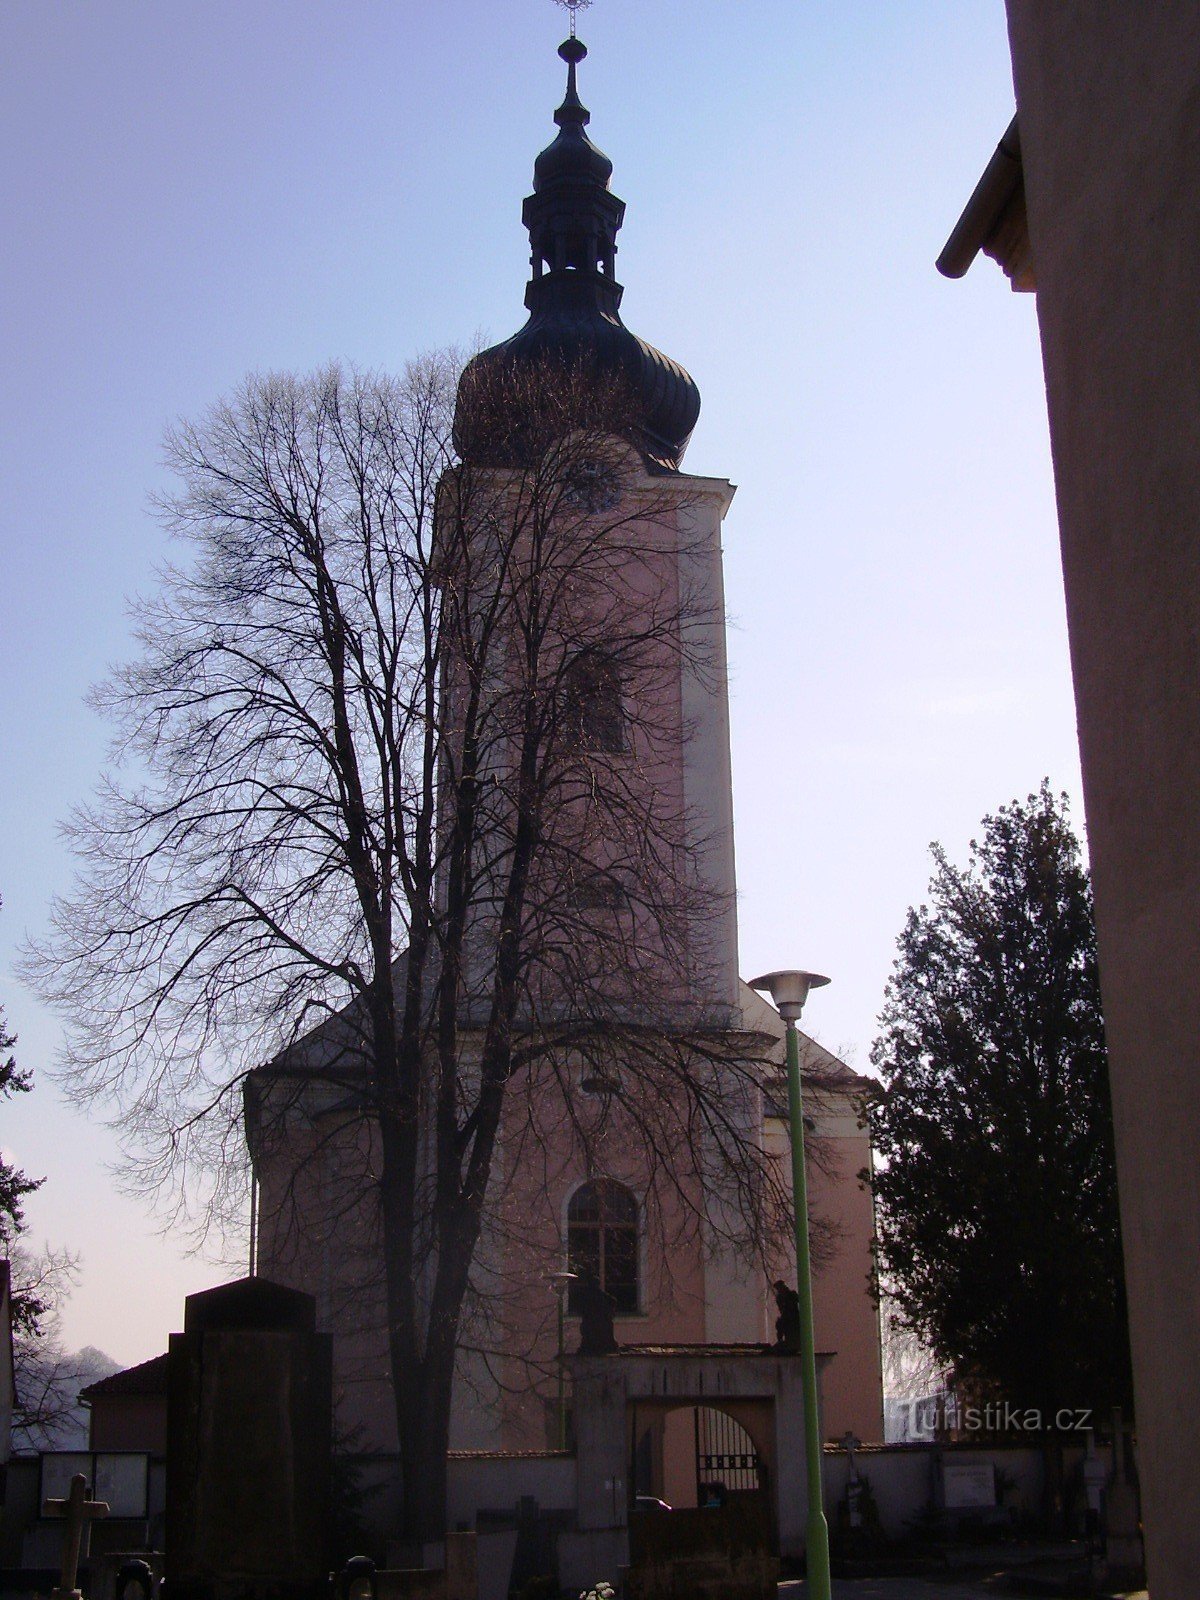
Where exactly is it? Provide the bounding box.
[694,1406,761,1498]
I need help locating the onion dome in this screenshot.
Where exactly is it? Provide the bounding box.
[455,37,700,472]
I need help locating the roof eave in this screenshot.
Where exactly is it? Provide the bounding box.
[937,114,1035,292]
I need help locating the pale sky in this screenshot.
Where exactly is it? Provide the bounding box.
[0,2,1078,1366]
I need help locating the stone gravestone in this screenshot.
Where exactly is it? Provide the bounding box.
[1103,1409,1143,1579]
[840,1432,864,1529]
[166,1277,332,1600]
[941,1459,995,1510]
[44,1472,109,1600]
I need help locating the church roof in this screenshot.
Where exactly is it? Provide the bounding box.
[79,1351,169,1402]
[455,34,701,472]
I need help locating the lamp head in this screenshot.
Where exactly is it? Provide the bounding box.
[749,968,830,1023]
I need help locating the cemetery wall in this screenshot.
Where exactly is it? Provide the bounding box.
[345,1451,574,1542]
[446,1452,575,1525]
[821,1441,1110,1537]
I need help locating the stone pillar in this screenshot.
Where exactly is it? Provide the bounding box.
[166,1276,333,1600]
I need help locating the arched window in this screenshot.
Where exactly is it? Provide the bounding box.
[567,1179,639,1314]
[562,651,624,753]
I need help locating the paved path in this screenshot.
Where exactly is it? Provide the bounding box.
[780,1581,1149,1600]
[781,1582,1012,1600]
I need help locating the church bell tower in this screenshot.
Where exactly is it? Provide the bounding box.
[454,30,741,1019]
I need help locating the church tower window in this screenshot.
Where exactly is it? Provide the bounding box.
[563,456,621,514]
[567,1178,639,1314]
[563,650,624,752]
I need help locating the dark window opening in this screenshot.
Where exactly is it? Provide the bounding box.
[563,651,624,752]
[569,871,626,911]
[567,1178,639,1315]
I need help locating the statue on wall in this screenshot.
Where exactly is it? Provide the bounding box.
[574,1271,618,1354]
[772,1279,801,1354]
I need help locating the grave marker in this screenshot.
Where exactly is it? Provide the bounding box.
[43,1472,110,1600]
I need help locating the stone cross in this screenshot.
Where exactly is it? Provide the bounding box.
[841,1430,863,1480]
[42,1472,109,1600]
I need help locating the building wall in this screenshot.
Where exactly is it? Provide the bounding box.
[254,1017,885,1459]
[675,479,740,1016]
[253,1113,397,1453]
[762,1094,883,1444]
[485,1075,711,1453]
[88,1395,168,1454]
[804,1100,883,1444]
[744,984,884,1444]
[1003,6,1200,1594]
[445,463,741,1026]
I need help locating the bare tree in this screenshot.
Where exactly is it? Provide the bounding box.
[0,901,90,1452]
[30,355,800,1537]
[9,1242,87,1451]
[0,919,42,1272]
[879,1295,946,1403]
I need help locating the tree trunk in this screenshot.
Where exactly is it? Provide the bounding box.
[397,1379,453,1545]
[382,1116,476,1545]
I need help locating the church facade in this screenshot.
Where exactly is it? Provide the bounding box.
[245,29,882,1483]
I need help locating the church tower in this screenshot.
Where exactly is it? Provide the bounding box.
[454,33,742,1022]
[436,30,760,1457]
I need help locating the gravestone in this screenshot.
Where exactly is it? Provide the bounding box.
[44,1472,110,1600]
[840,1432,864,1528]
[941,1459,995,1510]
[1103,1409,1143,1579]
[1082,1431,1107,1534]
[166,1277,332,1600]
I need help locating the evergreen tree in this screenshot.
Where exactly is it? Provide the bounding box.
[1,902,45,1332]
[1,899,83,1442]
[870,784,1132,1426]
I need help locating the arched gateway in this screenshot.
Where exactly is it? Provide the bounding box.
[560,1343,833,1591]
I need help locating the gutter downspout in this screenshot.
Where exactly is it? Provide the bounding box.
[936,114,1022,278]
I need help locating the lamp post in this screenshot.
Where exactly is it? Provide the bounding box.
[749,968,832,1600]
[549,1269,578,1450]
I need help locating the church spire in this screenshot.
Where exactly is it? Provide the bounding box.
[455,29,701,471]
[523,36,623,318]
[554,35,588,124]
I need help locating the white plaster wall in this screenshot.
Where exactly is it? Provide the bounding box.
[446,1453,576,1523]
[674,475,740,1016]
[1003,7,1200,1593]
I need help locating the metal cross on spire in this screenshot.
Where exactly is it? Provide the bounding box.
[553,0,592,40]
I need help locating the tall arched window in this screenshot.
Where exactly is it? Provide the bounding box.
[562,650,624,753]
[567,1179,639,1314]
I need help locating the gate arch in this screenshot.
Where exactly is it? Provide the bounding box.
[629,1397,774,1512]
[569,1344,828,1563]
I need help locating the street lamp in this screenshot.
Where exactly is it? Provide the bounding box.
[749,967,832,1600]
[549,1268,578,1450]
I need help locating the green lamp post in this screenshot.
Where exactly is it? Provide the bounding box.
[749,968,832,1600]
